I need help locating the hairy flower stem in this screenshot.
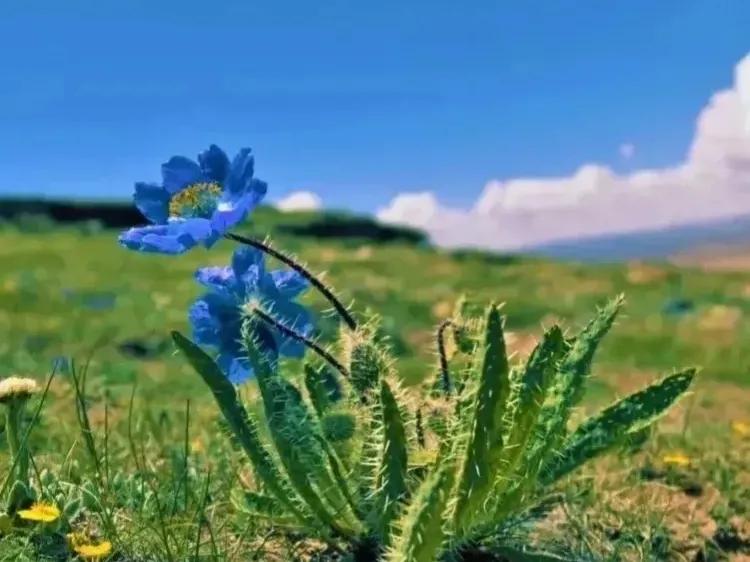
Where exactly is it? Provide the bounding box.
[252,308,350,379]
[5,401,29,488]
[436,319,456,395]
[226,233,357,331]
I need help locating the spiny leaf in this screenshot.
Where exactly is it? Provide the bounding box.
[316,433,361,520]
[452,304,511,532]
[527,296,624,473]
[494,297,624,517]
[386,463,454,562]
[543,369,696,484]
[558,295,624,411]
[372,379,409,541]
[171,331,310,527]
[322,412,357,442]
[245,338,361,537]
[349,331,389,400]
[490,326,567,498]
[352,408,381,515]
[304,362,343,417]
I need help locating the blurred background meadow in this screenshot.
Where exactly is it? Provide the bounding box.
[2,1,750,560]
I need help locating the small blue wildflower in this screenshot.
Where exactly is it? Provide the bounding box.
[188,247,313,384]
[119,145,267,254]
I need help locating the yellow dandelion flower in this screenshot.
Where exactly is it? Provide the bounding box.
[0,376,39,404]
[662,452,691,467]
[75,540,112,559]
[17,502,60,523]
[67,533,112,559]
[732,421,750,437]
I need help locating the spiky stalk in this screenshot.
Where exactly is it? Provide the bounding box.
[226,232,357,330]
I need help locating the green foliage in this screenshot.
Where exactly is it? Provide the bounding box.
[176,296,695,560]
[322,412,357,442]
[348,328,390,401]
[386,463,454,562]
[542,368,696,484]
[171,331,311,528]
[305,363,343,417]
[248,343,360,537]
[371,380,408,541]
[452,304,511,532]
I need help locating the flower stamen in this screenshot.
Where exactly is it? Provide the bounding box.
[169,182,222,218]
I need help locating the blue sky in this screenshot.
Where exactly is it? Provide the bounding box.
[1,1,749,213]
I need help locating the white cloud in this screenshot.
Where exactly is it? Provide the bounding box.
[619,143,636,160]
[378,52,750,251]
[275,191,323,212]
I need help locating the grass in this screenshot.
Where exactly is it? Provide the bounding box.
[0,223,749,560]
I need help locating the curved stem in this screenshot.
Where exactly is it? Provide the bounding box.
[436,319,456,396]
[226,233,357,331]
[252,308,350,379]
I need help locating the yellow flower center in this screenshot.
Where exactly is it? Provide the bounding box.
[169,182,222,218]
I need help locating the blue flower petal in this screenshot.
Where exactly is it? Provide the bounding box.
[186,245,315,384]
[119,225,192,254]
[232,247,265,279]
[177,218,215,245]
[198,144,231,183]
[210,189,265,234]
[195,266,237,296]
[217,353,254,385]
[190,292,243,348]
[270,270,309,299]
[118,219,213,254]
[133,182,170,224]
[189,299,223,346]
[161,156,203,194]
[225,148,255,195]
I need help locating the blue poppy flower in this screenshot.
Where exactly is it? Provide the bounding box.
[188,247,313,384]
[119,145,267,254]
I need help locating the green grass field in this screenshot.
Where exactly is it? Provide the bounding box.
[0,221,749,561]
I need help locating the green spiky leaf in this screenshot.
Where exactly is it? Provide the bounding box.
[244,336,361,537]
[387,463,454,562]
[491,326,567,498]
[524,296,623,474]
[171,331,310,527]
[304,362,343,417]
[452,304,511,532]
[322,412,357,442]
[543,369,696,484]
[558,295,624,411]
[349,332,388,400]
[493,297,624,518]
[372,380,408,540]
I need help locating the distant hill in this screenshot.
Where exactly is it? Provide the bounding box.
[525,213,750,262]
[5,196,750,261]
[0,197,428,246]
